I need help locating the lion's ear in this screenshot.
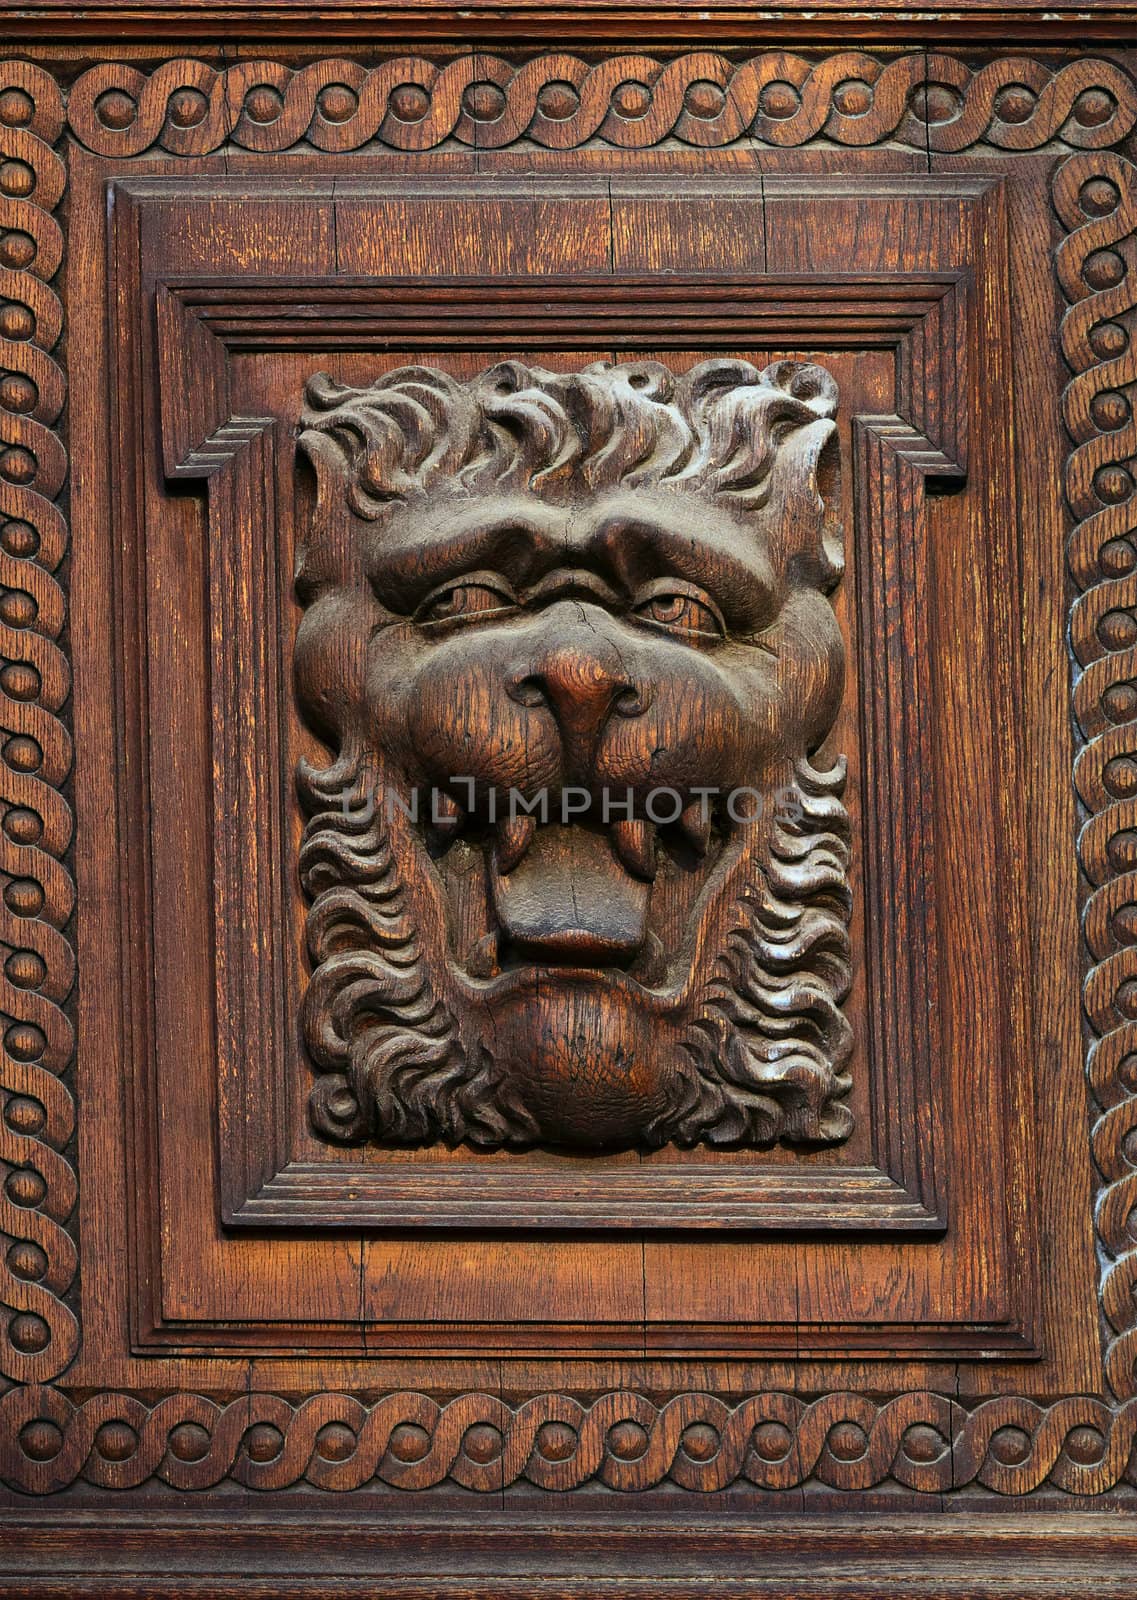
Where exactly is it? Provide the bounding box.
[777,586,846,754]
[293,428,333,599]
[294,590,376,752]
[810,424,844,589]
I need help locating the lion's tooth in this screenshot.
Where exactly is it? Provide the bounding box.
[431,790,465,835]
[611,818,656,881]
[495,812,537,874]
[466,931,500,979]
[678,800,711,856]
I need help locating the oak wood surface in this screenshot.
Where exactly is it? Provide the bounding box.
[3,1511,1137,1598]
[55,152,1087,1376]
[0,14,1134,1593]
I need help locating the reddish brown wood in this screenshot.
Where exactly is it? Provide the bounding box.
[3,1512,1137,1598]
[1,3,1136,48]
[69,166,1067,1376]
[0,16,1135,1595]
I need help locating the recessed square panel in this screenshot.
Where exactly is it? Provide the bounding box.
[91,173,1053,1362]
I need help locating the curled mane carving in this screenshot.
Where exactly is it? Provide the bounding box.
[299,756,541,1147]
[671,756,854,1147]
[298,357,842,588]
[295,356,853,1153]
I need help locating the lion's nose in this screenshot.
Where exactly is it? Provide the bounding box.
[507,616,648,777]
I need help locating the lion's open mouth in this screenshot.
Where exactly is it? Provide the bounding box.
[425,791,718,978]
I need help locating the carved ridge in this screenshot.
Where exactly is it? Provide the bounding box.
[1057,149,1137,1404]
[0,61,77,1383]
[2,1385,1136,1496]
[62,52,1137,158]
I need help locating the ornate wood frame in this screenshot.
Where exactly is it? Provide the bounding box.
[156,261,970,1236]
[90,167,1042,1366]
[0,9,1135,1590]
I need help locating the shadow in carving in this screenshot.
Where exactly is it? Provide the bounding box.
[295,358,852,1151]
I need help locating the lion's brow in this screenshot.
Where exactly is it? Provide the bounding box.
[372,498,777,626]
[589,510,777,627]
[369,506,566,607]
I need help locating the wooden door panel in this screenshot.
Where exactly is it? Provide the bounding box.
[74,167,1060,1366]
[1,18,1135,1593]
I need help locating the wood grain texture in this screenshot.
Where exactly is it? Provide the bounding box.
[2,1383,1137,1494]
[3,1512,1137,1600]
[2,3,1137,50]
[1056,146,1137,1403]
[97,171,1046,1368]
[1,36,1135,1600]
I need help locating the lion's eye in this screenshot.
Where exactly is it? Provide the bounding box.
[633,582,725,641]
[417,576,518,626]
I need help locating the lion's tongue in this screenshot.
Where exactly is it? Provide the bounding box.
[489,824,649,965]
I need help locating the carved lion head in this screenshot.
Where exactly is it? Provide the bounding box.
[295,358,852,1151]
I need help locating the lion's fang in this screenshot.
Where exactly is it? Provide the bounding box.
[494,813,537,873]
[678,801,711,856]
[611,818,657,881]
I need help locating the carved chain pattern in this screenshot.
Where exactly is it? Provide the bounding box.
[0,50,1135,1496]
[3,1385,1136,1495]
[0,62,77,1386]
[62,52,1136,157]
[1058,149,1137,1405]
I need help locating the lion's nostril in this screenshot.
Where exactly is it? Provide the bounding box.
[613,686,649,718]
[509,674,549,709]
[509,670,649,722]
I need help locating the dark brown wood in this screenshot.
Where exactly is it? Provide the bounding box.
[1,3,1136,48]
[76,167,1058,1373]
[150,253,975,1236]
[0,11,1135,1594]
[3,1512,1137,1599]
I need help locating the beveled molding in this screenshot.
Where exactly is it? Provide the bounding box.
[5,1,1137,56]
[102,166,1038,1370]
[0,41,1135,1561]
[3,1,1137,48]
[153,248,970,1234]
[1,1512,1137,1599]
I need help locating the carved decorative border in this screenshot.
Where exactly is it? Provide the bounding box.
[60,52,1137,158]
[1,47,1136,1499]
[1057,147,1137,1406]
[0,62,77,1386]
[2,1384,1136,1495]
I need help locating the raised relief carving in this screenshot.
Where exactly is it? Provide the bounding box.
[296,358,851,1153]
[1056,148,1137,1402]
[65,53,1137,158]
[0,61,78,1385]
[6,1383,1136,1496]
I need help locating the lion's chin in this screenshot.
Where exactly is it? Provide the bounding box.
[487,822,652,970]
[468,974,683,1149]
